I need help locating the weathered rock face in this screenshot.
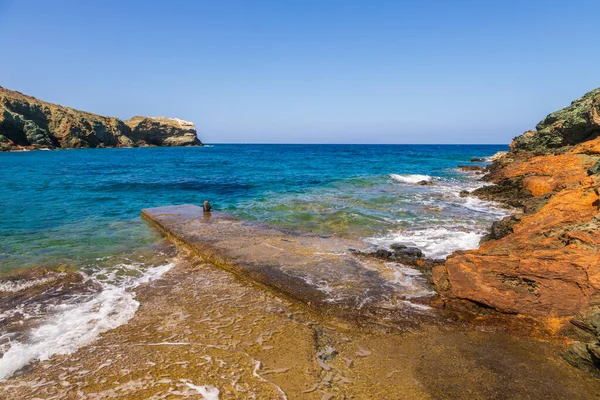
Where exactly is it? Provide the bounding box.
[510,88,600,152]
[0,86,202,150]
[125,116,199,147]
[434,141,600,320]
[433,89,600,375]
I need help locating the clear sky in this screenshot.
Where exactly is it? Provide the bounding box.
[1,0,598,144]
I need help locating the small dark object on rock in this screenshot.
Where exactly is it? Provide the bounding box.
[203,200,212,212]
[470,158,485,162]
[416,180,434,186]
[459,190,470,197]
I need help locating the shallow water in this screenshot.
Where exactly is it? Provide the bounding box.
[0,144,507,271]
[0,144,508,381]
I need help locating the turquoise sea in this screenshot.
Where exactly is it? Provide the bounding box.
[0,144,509,379]
[0,144,508,271]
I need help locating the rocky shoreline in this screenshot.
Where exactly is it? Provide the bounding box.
[0,86,202,151]
[0,89,599,396]
[434,88,600,377]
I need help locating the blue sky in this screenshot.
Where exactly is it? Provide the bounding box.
[1,0,598,144]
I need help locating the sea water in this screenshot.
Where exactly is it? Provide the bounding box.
[0,144,508,379]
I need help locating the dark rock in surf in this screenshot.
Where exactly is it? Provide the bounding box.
[394,246,423,259]
[480,214,522,243]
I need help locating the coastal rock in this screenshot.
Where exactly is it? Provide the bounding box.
[480,214,522,243]
[564,306,600,378]
[457,165,485,173]
[490,151,508,161]
[125,116,200,147]
[510,88,600,152]
[416,180,434,185]
[434,142,600,319]
[0,86,202,150]
[434,88,600,337]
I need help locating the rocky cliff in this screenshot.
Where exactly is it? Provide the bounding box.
[433,88,600,376]
[0,86,202,150]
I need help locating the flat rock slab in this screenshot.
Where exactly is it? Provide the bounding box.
[142,204,436,328]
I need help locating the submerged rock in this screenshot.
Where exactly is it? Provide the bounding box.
[0,86,202,150]
[390,243,424,258]
[457,165,485,173]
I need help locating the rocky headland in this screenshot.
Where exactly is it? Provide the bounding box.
[0,86,202,150]
[433,88,600,376]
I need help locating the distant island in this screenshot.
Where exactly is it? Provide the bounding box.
[0,86,202,151]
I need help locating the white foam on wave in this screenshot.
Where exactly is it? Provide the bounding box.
[0,277,57,293]
[183,381,220,399]
[389,174,432,184]
[0,262,174,381]
[372,169,512,260]
[370,227,484,260]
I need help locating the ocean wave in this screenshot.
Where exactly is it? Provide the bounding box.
[369,226,485,260]
[370,171,510,259]
[389,174,432,184]
[0,262,174,381]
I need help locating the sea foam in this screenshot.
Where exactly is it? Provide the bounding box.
[370,227,484,259]
[389,174,432,184]
[0,262,174,381]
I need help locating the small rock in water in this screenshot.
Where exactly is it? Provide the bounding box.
[470,157,485,162]
[459,190,470,197]
[203,200,212,212]
[393,247,423,259]
[374,249,394,259]
[416,180,433,186]
[457,165,485,173]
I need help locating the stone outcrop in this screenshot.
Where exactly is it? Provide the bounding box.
[0,86,202,150]
[432,88,600,376]
[510,88,600,152]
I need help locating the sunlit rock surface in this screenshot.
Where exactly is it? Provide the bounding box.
[0,86,202,150]
[142,204,437,329]
[433,89,600,377]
